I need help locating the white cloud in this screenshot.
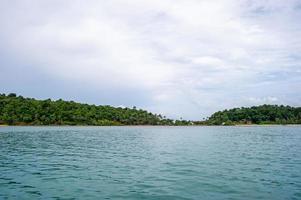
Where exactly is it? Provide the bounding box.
[0,0,300,119]
[247,96,279,104]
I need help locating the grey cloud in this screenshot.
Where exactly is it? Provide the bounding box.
[0,0,300,119]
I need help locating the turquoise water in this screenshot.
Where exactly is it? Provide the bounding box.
[0,126,301,199]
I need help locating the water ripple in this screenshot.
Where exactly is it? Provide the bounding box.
[0,126,301,199]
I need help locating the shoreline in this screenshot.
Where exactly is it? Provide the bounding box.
[1,124,301,127]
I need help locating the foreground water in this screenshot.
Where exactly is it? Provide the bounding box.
[0,126,301,199]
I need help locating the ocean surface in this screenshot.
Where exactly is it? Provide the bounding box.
[0,126,301,200]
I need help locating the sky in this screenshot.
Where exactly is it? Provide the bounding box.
[0,0,301,120]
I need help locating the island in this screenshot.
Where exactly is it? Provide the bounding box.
[0,93,300,126]
[198,104,301,125]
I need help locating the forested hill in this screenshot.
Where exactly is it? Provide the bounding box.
[205,105,301,125]
[1,93,300,126]
[0,93,189,126]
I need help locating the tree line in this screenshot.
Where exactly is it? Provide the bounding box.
[0,93,191,126]
[1,93,300,126]
[202,104,301,125]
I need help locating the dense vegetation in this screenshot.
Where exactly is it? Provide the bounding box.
[0,93,192,126]
[204,105,301,125]
[1,93,300,126]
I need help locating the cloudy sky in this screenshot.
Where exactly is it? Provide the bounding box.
[0,0,301,119]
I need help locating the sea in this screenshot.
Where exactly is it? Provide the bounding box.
[0,126,300,199]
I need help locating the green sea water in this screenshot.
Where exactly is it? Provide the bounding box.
[0,126,301,199]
